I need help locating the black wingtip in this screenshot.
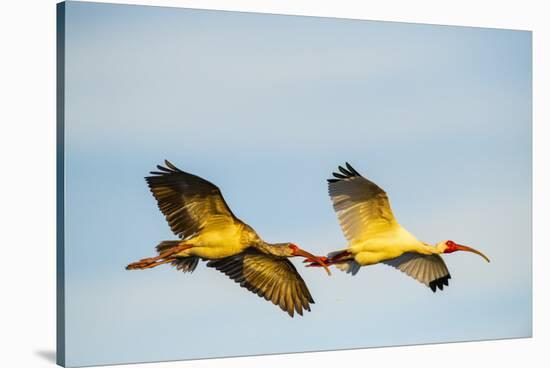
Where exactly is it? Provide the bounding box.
[156,164,171,172]
[345,162,361,176]
[327,162,362,183]
[164,160,178,171]
[429,274,451,293]
[146,160,182,177]
[338,165,352,176]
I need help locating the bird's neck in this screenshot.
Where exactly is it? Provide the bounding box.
[414,242,445,255]
[252,241,284,256]
[392,227,439,255]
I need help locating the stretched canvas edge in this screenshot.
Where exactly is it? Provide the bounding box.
[56,2,66,367]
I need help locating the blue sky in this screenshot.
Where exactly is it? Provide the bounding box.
[62,1,531,366]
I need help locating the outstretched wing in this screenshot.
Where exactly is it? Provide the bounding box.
[146,160,238,239]
[383,253,451,292]
[207,249,315,317]
[328,162,397,242]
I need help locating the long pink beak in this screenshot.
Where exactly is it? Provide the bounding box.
[294,248,332,276]
[455,244,491,263]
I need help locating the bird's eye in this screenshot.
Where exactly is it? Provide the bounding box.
[446,240,453,246]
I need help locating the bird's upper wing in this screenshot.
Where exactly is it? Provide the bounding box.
[383,253,451,292]
[207,249,315,317]
[328,162,397,242]
[146,160,238,239]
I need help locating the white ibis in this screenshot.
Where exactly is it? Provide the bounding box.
[306,162,490,292]
[126,160,330,317]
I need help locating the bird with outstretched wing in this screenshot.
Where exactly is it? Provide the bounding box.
[127,160,330,317]
[306,162,489,292]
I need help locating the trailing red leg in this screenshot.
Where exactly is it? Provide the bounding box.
[126,243,193,270]
[304,250,351,268]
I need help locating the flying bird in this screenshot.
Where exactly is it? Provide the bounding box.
[306,162,490,292]
[126,160,330,317]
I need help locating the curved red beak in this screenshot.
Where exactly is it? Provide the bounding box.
[293,248,332,276]
[454,244,491,263]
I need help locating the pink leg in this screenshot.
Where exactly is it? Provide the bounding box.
[126,244,193,270]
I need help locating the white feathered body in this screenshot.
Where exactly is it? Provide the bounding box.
[325,163,451,291]
[348,224,428,266]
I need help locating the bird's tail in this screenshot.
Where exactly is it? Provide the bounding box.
[326,249,351,260]
[170,257,200,273]
[155,240,182,253]
[156,241,199,273]
[326,250,361,275]
[334,260,362,275]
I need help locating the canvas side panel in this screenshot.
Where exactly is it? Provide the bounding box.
[56,2,66,367]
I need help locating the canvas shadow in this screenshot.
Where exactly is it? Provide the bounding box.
[35,350,56,364]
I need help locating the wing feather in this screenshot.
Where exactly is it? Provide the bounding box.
[146,160,238,239]
[207,249,314,317]
[383,253,451,292]
[328,163,397,242]
[292,282,304,316]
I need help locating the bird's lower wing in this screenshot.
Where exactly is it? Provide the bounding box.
[383,253,451,292]
[207,249,314,317]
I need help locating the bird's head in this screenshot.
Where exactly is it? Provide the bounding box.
[437,240,490,262]
[286,243,331,275]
